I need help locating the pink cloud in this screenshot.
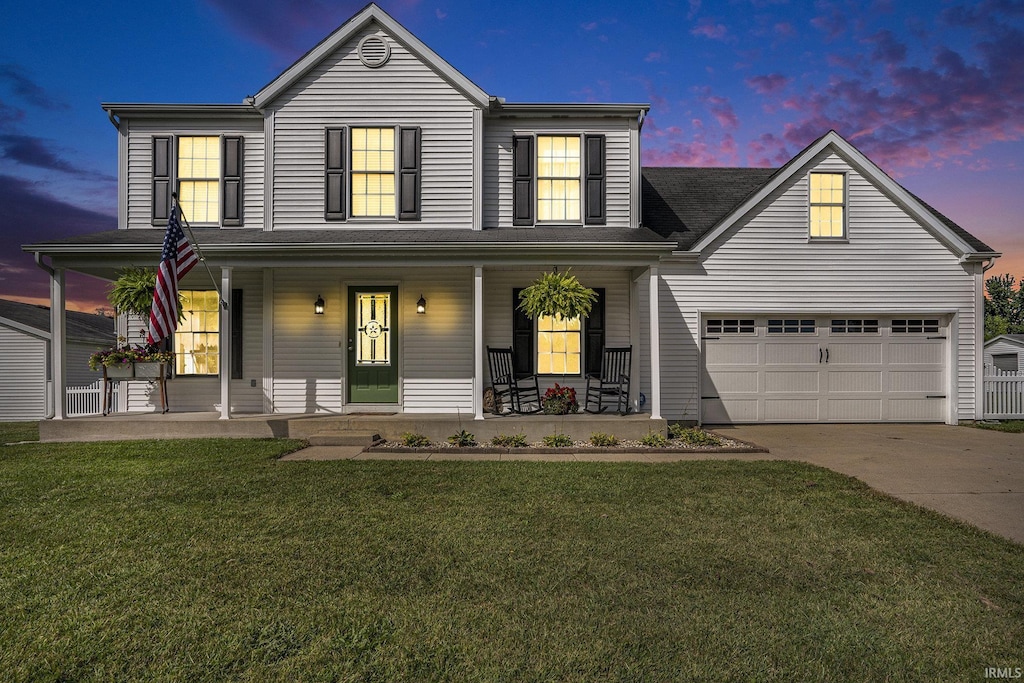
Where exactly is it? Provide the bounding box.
[645,51,666,63]
[696,88,739,130]
[691,21,729,41]
[773,22,796,38]
[745,73,791,95]
[746,133,790,167]
[642,117,739,166]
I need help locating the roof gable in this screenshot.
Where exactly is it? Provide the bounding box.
[688,131,996,258]
[984,334,1024,350]
[252,3,490,109]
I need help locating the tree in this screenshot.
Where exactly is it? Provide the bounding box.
[984,274,1024,339]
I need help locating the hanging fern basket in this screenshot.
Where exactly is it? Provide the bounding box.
[517,269,597,320]
[107,266,158,320]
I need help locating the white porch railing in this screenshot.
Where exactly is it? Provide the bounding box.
[66,380,118,418]
[983,366,1024,420]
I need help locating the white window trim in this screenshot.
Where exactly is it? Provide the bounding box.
[535,133,583,225]
[808,171,848,241]
[349,125,398,220]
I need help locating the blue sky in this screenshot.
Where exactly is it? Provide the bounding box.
[2,0,1022,311]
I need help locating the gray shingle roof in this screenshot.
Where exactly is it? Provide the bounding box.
[641,167,778,249]
[0,299,114,344]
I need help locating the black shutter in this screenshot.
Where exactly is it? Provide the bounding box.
[512,288,533,376]
[231,289,243,380]
[584,134,606,225]
[584,288,606,376]
[222,136,243,226]
[512,135,534,226]
[325,128,346,220]
[398,127,421,220]
[152,136,172,225]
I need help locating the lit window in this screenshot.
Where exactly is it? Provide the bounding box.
[537,136,581,222]
[809,172,845,238]
[351,127,395,217]
[175,290,220,375]
[537,314,581,375]
[178,137,220,223]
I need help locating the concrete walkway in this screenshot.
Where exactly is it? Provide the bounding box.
[282,424,1023,544]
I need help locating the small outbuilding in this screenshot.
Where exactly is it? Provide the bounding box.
[984,334,1024,373]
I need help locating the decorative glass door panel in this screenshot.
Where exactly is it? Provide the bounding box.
[348,287,399,403]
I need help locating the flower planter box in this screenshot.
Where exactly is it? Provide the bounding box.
[104,365,135,379]
[134,362,167,379]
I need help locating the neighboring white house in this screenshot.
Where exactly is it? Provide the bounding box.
[24,3,998,425]
[0,299,114,420]
[984,335,1024,373]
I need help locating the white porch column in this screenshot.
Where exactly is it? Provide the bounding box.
[473,266,484,420]
[50,267,67,419]
[219,267,233,420]
[648,266,662,420]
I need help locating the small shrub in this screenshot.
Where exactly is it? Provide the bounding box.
[639,431,668,448]
[400,432,431,448]
[491,433,529,448]
[542,433,574,448]
[669,425,722,446]
[541,383,579,415]
[447,429,477,447]
[590,432,619,447]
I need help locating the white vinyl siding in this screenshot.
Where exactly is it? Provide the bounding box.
[483,118,633,229]
[125,120,264,229]
[0,327,47,420]
[651,152,978,424]
[269,26,476,229]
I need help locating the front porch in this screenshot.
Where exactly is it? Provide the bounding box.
[38,411,668,444]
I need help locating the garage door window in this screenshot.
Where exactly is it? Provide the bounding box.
[892,319,939,334]
[768,319,815,334]
[831,319,879,334]
[706,319,755,334]
[992,353,1018,372]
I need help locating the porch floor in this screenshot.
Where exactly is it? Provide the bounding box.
[38,411,668,444]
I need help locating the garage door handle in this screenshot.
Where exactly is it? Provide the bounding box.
[819,348,823,363]
[927,336,946,340]
[825,348,829,363]
[926,395,946,399]
[702,336,720,340]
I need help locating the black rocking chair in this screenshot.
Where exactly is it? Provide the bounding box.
[487,347,542,414]
[585,346,632,415]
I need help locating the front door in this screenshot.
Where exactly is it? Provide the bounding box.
[347,287,399,404]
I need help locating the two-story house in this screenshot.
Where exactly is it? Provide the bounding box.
[27,4,998,426]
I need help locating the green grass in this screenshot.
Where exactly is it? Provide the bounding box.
[972,420,1024,433]
[0,421,39,443]
[1,438,1022,681]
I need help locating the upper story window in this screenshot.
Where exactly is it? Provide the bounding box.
[178,137,220,224]
[351,127,396,217]
[325,126,420,222]
[809,172,845,239]
[152,135,243,227]
[537,136,581,222]
[513,134,606,227]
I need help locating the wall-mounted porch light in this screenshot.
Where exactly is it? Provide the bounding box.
[314,294,325,315]
[416,295,427,314]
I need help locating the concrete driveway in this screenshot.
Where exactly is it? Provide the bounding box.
[714,424,1024,545]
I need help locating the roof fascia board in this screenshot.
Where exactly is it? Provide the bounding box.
[985,335,1024,349]
[489,103,650,118]
[689,130,979,257]
[252,3,490,109]
[102,104,262,119]
[0,316,50,340]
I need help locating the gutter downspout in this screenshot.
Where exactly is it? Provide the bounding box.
[106,109,120,130]
[34,253,56,419]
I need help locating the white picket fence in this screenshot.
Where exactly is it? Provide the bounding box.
[983,366,1024,420]
[65,380,117,417]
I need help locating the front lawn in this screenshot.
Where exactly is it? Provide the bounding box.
[972,420,1024,433]
[1,438,1021,681]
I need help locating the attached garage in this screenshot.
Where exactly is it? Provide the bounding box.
[701,315,949,423]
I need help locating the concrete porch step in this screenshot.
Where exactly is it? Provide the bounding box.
[305,432,381,447]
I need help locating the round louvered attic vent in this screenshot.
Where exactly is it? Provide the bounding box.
[358,35,391,68]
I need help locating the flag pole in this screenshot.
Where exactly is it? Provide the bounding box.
[171,193,227,309]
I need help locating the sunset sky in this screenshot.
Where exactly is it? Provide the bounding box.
[1,0,1021,312]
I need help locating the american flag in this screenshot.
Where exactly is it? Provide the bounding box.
[147,205,198,345]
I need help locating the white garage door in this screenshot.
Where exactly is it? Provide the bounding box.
[701,316,947,423]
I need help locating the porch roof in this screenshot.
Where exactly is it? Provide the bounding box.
[25,226,675,277]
